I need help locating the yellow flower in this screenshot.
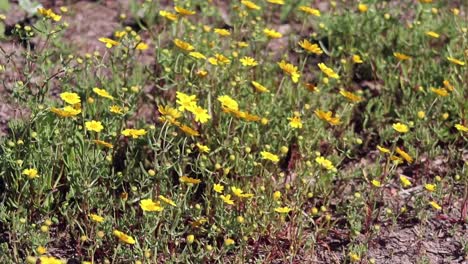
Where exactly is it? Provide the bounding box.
[239,56,258,67]
[251,81,269,93]
[109,105,123,114]
[274,206,292,213]
[176,92,198,112]
[196,143,210,153]
[208,54,231,65]
[85,120,104,133]
[60,92,81,105]
[261,151,279,163]
[278,60,300,83]
[298,6,321,16]
[113,230,136,244]
[273,191,281,200]
[213,183,224,193]
[122,128,147,139]
[140,199,164,212]
[231,187,254,198]
[454,124,468,132]
[189,106,210,123]
[425,31,440,38]
[37,246,47,255]
[431,87,449,97]
[37,8,61,21]
[88,213,105,223]
[377,145,390,154]
[358,3,368,13]
[288,116,303,129]
[173,39,194,51]
[218,95,239,111]
[241,0,261,10]
[159,10,178,21]
[38,256,62,264]
[349,253,361,262]
[267,0,284,4]
[263,28,282,38]
[392,123,409,133]
[220,194,234,205]
[214,28,231,36]
[393,52,411,61]
[340,90,362,103]
[92,140,113,148]
[298,39,323,55]
[180,175,202,184]
[98,37,119,48]
[447,57,465,66]
[372,180,382,187]
[429,201,441,210]
[50,106,81,118]
[158,195,176,207]
[395,147,413,163]
[352,55,363,63]
[224,238,235,246]
[93,87,113,100]
[318,63,339,79]
[135,42,149,50]
[158,105,182,121]
[174,6,196,16]
[22,168,39,179]
[315,109,341,125]
[443,80,454,91]
[399,175,412,188]
[315,156,337,172]
[425,184,436,192]
[178,124,200,136]
[417,111,426,119]
[189,52,206,60]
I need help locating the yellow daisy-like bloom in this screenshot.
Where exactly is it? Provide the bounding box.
[395,147,413,163]
[267,0,285,4]
[288,116,303,129]
[352,55,363,63]
[50,106,81,118]
[358,3,368,13]
[261,151,279,163]
[239,56,258,67]
[159,10,178,21]
[220,194,234,205]
[298,6,321,16]
[214,28,231,36]
[85,120,104,133]
[39,256,62,264]
[113,230,136,245]
[180,175,202,184]
[315,156,337,172]
[241,0,261,10]
[218,95,239,111]
[251,81,269,93]
[274,206,292,213]
[158,195,176,207]
[425,184,436,192]
[92,140,113,148]
[60,92,81,105]
[318,63,339,79]
[140,199,164,212]
[189,106,210,123]
[431,87,449,97]
[122,128,147,139]
[429,201,441,210]
[93,87,114,100]
[37,8,61,21]
[173,39,194,51]
[454,124,468,132]
[178,124,200,136]
[371,180,382,187]
[224,238,235,246]
[88,213,105,223]
[98,37,119,48]
[298,39,323,55]
[208,53,231,65]
[393,52,411,61]
[213,183,224,193]
[176,92,197,112]
[425,31,440,38]
[392,123,409,133]
[377,145,390,154]
[340,90,362,103]
[278,60,300,83]
[189,51,206,60]
[263,28,282,38]
[315,109,341,125]
[135,42,149,50]
[231,187,254,198]
[174,6,196,16]
[158,105,182,121]
[22,168,39,179]
[399,175,412,188]
[109,105,123,114]
[196,143,210,153]
[443,80,454,91]
[447,56,465,66]
[37,246,47,255]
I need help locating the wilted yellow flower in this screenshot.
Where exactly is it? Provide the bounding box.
[85,120,104,133]
[241,0,261,10]
[454,124,468,132]
[37,8,61,21]
[213,183,224,193]
[340,90,362,103]
[88,214,105,223]
[274,206,292,213]
[425,31,440,38]
[140,199,164,212]
[298,39,323,55]
[395,147,413,163]
[174,6,196,16]
[315,109,341,125]
[393,52,411,60]
[240,56,258,67]
[113,230,136,244]
[180,175,202,184]
[278,60,300,83]
[315,156,337,172]
[261,151,279,163]
[288,116,303,128]
[174,39,194,51]
[431,87,449,97]
[392,123,409,133]
[443,80,454,91]
[399,175,411,188]
[158,195,176,207]
[22,168,39,179]
[189,52,206,60]
[50,106,81,118]
[251,81,269,93]
[178,124,200,136]
[92,140,113,148]
[263,28,282,38]
[377,145,390,154]
[447,57,465,66]
[98,37,119,48]
[214,28,231,36]
[318,63,339,79]
[60,92,81,105]
[159,10,178,21]
[93,87,114,100]
[298,6,321,16]
[220,194,234,205]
